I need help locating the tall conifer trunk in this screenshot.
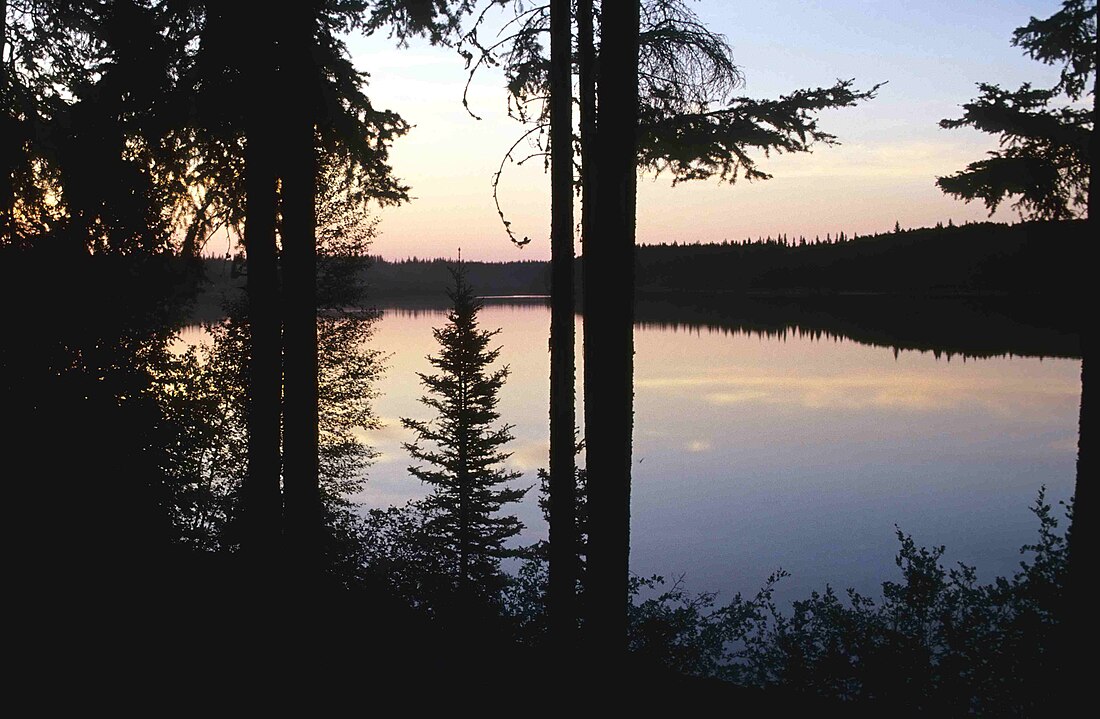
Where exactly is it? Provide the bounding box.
[584,0,640,658]
[577,0,596,635]
[578,0,596,252]
[459,373,470,595]
[241,17,282,569]
[548,0,578,649]
[1067,61,1097,682]
[280,2,321,581]
[1,0,13,246]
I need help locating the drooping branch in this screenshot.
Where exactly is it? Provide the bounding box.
[638,79,884,184]
[489,121,548,247]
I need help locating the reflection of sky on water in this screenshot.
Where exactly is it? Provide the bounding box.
[630,318,1077,606]
[356,301,561,513]
[194,300,1082,608]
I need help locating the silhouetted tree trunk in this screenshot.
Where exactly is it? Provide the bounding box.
[459,398,471,595]
[578,0,596,249]
[280,2,321,580]
[240,15,282,568]
[1068,64,1096,685]
[1,0,12,246]
[584,0,640,659]
[548,0,578,650]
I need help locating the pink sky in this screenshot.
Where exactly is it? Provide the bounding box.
[338,1,1068,261]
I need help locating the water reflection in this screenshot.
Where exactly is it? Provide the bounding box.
[355,297,1079,608]
[634,294,1082,360]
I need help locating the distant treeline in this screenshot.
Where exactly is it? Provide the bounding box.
[198,220,1086,303]
[198,256,552,305]
[633,220,1087,296]
[361,257,551,297]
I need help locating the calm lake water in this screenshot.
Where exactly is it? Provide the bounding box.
[183,297,1081,607]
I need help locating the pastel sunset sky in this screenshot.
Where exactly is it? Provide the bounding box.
[342,1,1069,261]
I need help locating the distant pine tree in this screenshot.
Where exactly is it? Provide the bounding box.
[402,267,528,600]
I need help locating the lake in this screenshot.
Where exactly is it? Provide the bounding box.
[182,295,1082,607]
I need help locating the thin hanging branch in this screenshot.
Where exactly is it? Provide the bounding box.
[489,122,548,247]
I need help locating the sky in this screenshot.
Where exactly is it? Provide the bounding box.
[342,1,1070,262]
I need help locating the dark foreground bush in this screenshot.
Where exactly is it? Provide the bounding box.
[489,487,1070,714]
[623,489,1069,714]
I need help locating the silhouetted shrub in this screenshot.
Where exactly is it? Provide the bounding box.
[498,485,1067,712]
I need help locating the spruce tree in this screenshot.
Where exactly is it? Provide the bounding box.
[402,267,527,600]
[936,0,1094,220]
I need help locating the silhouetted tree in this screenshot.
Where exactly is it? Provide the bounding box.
[237,7,283,570]
[402,267,528,602]
[279,0,323,580]
[1,0,204,254]
[1,0,12,245]
[272,0,481,579]
[464,1,879,197]
[938,3,1093,676]
[547,0,577,650]
[157,188,383,567]
[191,0,461,576]
[584,0,641,660]
[460,0,879,661]
[937,0,1094,220]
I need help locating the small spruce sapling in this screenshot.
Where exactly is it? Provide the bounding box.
[402,267,528,600]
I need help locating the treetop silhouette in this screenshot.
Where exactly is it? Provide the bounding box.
[937,0,1095,220]
[402,266,528,599]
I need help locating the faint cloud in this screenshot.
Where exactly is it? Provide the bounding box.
[507,440,550,472]
[705,390,771,405]
[644,370,1077,415]
[369,450,400,465]
[687,439,711,453]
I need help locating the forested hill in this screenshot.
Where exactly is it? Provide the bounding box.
[633,219,1086,296]
[199,220,1085,302]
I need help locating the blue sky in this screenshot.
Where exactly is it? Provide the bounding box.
[343,1,1070,261]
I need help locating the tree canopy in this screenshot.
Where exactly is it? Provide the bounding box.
[456,0,880,245]
[937,0,1095,220]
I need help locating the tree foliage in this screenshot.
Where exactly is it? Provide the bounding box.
[1012,0,1097,101]
[456,0,879,242]
[723,491,1070,714]
[1,0,425,255]
[155,197,384,565]
[402,267,528,598]
[3,0,204,251]
[639,80,881,185]
[502,486,1070,713]
[937,0,1095,220]
[360,0,478,46]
